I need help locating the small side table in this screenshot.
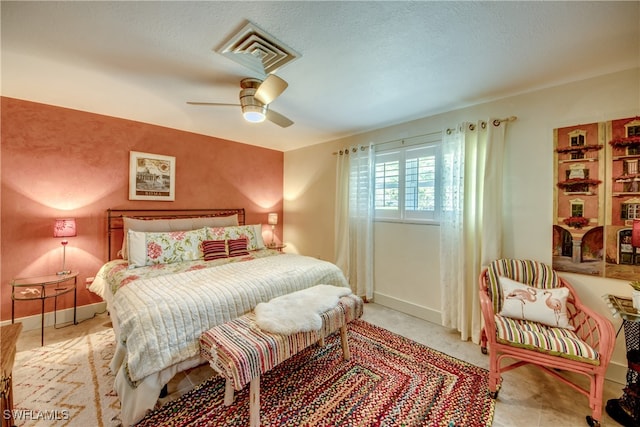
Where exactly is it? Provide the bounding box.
[604,294,640,426]
[11,272,78,346]
[1,323,22,427]
[267,244,286,252]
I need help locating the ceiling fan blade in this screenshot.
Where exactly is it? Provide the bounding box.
[266,109,294,128]
[187,102,239,106]
[254,74,288,105]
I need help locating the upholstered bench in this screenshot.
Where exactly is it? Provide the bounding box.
[199,293,363,427]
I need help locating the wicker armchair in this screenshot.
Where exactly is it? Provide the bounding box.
[479,259,615,426]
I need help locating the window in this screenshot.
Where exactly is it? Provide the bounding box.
[622,203,640,220]
[374,141,441,222]
[374,152,400,211]
[570,135,585,146]
[566,168,589,180]
[569,130,586,147]
[626,123,640,155]
[571,203,584,217]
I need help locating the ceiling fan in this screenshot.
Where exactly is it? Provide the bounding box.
[187,74,293,128]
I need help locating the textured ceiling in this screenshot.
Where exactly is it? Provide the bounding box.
[2,1,639,152]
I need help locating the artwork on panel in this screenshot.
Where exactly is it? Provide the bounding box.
[553,116,640,281]
[129,151,176,201]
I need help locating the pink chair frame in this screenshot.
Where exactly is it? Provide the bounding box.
[479,266,615,426]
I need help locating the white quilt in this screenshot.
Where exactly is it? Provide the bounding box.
[112,253,349,384]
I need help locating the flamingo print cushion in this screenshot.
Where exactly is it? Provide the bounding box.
[498,276,574,330]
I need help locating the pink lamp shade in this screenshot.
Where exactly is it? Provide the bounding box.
[54,218,77,240]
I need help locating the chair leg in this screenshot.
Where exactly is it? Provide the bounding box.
[588,374,605,425]
[488,351,501,396]
[480,328,488,354]
[586,416,601,427]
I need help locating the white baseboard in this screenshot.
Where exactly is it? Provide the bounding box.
[372,291,627,385]
[372,291,441,324]
[607,360,627,385]
[1,302,108,332]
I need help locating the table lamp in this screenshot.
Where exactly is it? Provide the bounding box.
[268,213,278,247]
[54,218,76,275]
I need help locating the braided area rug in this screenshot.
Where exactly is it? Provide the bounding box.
[136,320,495,426]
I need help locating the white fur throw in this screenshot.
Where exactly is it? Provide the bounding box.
[254,284,353,334]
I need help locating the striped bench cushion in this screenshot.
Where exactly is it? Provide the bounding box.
[494,314,600,365]
[200,294,364,391]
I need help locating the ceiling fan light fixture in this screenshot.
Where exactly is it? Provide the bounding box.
[242,105,267,123]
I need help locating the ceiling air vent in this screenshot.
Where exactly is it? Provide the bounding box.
[217,21,300,75]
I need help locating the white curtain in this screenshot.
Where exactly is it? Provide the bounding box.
[439,120,507,343]
[335,145,374,300]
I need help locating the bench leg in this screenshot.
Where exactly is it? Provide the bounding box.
[340,324,350,360]
[250,375,260,427]
[224,379,234,406]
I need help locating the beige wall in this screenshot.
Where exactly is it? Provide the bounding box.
[284,67,640,383]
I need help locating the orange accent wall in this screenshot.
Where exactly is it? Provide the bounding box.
[1,97,284,321]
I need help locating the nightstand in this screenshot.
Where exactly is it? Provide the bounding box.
[267,244,286,252]
[11,271,78,346]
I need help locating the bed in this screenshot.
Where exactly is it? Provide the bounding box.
[89,208,350,426]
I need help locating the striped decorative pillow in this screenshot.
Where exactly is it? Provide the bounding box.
[202,240,228,261]
[228,238,250,257]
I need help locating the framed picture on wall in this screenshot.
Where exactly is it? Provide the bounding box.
[552,116,640,281]
[129,151,176,201]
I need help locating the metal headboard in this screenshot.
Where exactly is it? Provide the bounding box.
[107,208,245,260]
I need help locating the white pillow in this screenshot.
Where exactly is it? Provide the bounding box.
[498,276,574,330]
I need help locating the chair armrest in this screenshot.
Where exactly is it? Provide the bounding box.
[478,268,498,345]
[563,278,616,366]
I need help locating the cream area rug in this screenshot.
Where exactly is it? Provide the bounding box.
[12,329,120,426]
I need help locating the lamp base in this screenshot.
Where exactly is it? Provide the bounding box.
[57,270,71,276]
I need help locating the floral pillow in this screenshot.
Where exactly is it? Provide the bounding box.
[498,276,574,330]
[127,227,208,268]
[119,214,239,259]
[206,225,265,251]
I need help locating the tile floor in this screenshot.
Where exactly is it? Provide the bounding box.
[15,303,624,426]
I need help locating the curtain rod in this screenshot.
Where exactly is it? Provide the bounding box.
[333,116,517,155]
[446,116,518,135]
[332,130,442,155]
